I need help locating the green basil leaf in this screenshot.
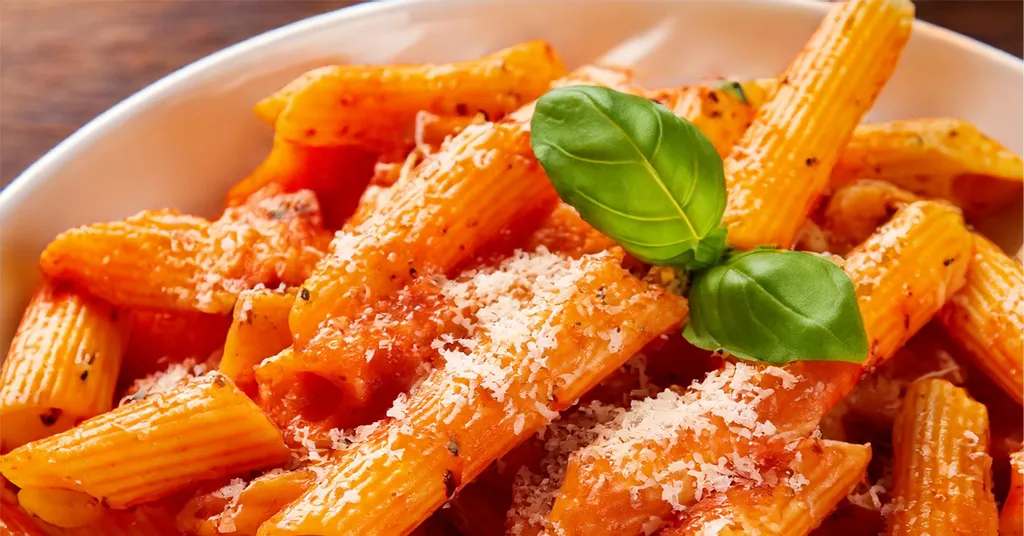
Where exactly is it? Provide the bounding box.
[719,81,748,105]
[683,249,868,364]
[531,86,727,269]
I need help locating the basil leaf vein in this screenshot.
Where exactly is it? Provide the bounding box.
[531,85,727,269]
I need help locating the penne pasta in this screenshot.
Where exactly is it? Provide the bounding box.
[1003,450,1024,536]
[287,122,554,345]
[832,118,1024,214]
[663,439,871,536]
[939,234,1024,404]
[224,136,378,227]
[347,183,394,228]
[544,201,972,535]
[413,111,489,154]
[0,372,290,509]
[17,488,103,529]
[177,469,316,536]
[820,179,919,254]
[722,0,913,250]
[888,378,998,535]
[259,250,687,535]
[41,191,330,315]
[823,180,1024,405]
[261,40,565,151]
[221,287,297,397]
[257,279,459,433]
[659,79,778,156]
[0,283,127,452]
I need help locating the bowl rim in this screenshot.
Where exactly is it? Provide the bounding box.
[1,0,1021,219]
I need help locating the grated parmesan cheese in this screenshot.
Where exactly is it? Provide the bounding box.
[507,401,625,536]
[572,362,800,511]
[211,478,246,500]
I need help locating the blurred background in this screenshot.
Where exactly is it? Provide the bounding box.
[1,0,1021,188]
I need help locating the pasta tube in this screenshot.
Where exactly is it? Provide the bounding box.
[176,469,316,536]
[663,440,871,536]
[1002,450,1024,536]
[888,378,998,535]
[823,181,1023,404]
[221,287,297,397]
[545,201,972,536]
[660,79,777,156]
[820,179,919,254]
[261,40,565,150]
[939,234,1024,404]
[287,122,554,345]
[224,137,377,227]
[41,191,330,314]
[0,283,126,451]
[17,488,103,528]
[832,118,1024,214]
[0,372,290,508]
[722,0,914,249]
[259,250,687,535]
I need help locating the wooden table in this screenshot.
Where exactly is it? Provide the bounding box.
[1,0,1021,188]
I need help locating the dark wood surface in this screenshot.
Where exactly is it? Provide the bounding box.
[1,0,1021,188]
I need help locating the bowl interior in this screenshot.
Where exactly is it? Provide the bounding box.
[1,0,1021,351]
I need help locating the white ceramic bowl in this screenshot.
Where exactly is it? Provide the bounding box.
[1,0,1021,352]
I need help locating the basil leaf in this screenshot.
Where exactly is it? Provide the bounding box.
[683,249,868,364]
[719,81,748,105]
[531,86,727,269]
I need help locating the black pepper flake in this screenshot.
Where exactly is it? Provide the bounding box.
[409,267,418,278]
[212,374,227,388]
[949,129,959,137]
[299,288,311,301]
[707,91,719,103]
[86,353,97,365]
[943,257,955,267]
[443,470,458,499]
[268,206,290,220]
[40,408,63,427]
[447,441,459,457]
[80,370,89,381]
[805,157,819,167]
[455,103,469,116]
[708,110,722,119]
